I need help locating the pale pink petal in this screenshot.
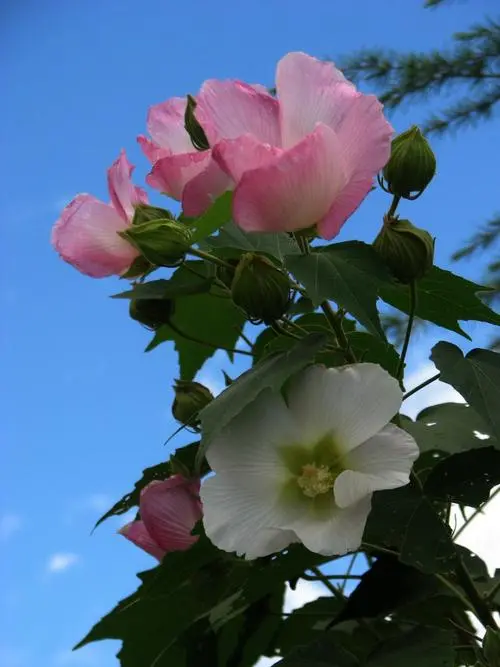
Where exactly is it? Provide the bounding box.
[317,173,375,240]
[107,150,148,221]
[137,135,170,164]
[146,151,212,201]
[276,52,357,147]
[181,158,232,217]
[140,476,203,552]
[146,98,195,154]
[196,80,280,146]
[118,520,166,561]
[51,194,139,278]
[232,124,348,233]
[212,134,282,182]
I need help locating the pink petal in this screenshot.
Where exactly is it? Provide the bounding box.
[232,124,348,234]
[51,194,139,278]
[107,150,148,221]
[317,174,375,240]
[212,134,282,182]
[146,151,212,201]
[181,158,232,217]
[196,80,280,146]
[140,475,203,552]
[146,97,195,154]
[137,135,170,164]
[119,520,166,561]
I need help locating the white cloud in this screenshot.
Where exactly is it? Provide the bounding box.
[402,362,465,420]
[46,552,80,574]
[0,513,22,541]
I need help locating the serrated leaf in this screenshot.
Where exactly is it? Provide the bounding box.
[286,242,391,338]
[190,192,233,243]
[112,261,212,299]
[347,332,400,376]
[146,291,246,380]
[380,267,500,338]
[198,333,327,460]
[430,343,500,440]
[424,446,500,507]
[206,221,301,261]
[366,627,454,667]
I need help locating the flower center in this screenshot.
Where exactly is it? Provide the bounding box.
[296,464,336,498]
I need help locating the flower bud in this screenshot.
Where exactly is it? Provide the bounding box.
[216,258,238,290]
[382,126,436,199]
[122,220,192,267]
[129,298,174,330]
[373,218,435,284]
[483,627,500,666]
[184,95,210,151]
[132,203,175,225]
[231,253,291,324]
[172,380,214,427]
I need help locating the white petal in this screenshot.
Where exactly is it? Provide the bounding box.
[286,364,403,454]
[334,424,419,508]
[287,495,372,556]
[204,389,296,479]
[201,472,296,558]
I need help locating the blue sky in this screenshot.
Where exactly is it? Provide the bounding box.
[2,0,499,665]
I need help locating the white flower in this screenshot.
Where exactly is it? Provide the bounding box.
[201,364,419,559]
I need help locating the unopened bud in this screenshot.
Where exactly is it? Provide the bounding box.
[132,204,175,225]
[382,126,436,199]
[122,220,192,267]
[129,298,174,330]
[484,627,500,666]
[231,253,291,324]
[373,218,435,284]
[184,95,210,151]
[172,380,214,427]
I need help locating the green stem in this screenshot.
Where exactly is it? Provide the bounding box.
[396,281,417,385]
[188,247,234,271]
[271,321,302,341]
[387,195,401,219]
[302,574,362,581]
[340,554,358,594]
[455,558,498,630]
[238,329,254,351]
[310,566,344,601]
[403,372,441,401]
[487,574,500,602]
[320,301,357,363]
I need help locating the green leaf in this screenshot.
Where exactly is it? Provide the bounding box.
[198,333,327,458]
[401,402,497,456]
[430,343,500,440]
[112,261,213,299]
[365,486,457,574]
[347,332,400,377]
[146,291,246,380]
[424,446,500,507]
[286,242,391,338]
[253,315,332,364]
[380,267,500,338]
[206,221,301,261]
[366,628,454,667]
[190,192,233,244]
[275,632,361,667]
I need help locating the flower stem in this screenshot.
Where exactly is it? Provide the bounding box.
[387,195,401,219]
[320,301,357,363]
[396,280,417,386]
[302,574,362,581]
[340,553,358,594]
[403,372,441,401]
[310,566,344,600]
[188,247,234,270]
[454,557,498,630]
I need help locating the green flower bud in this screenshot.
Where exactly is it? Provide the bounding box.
[129,298,174,330]
[184,94,210,151]
[231,252,291,324]
[484,627,500,666]
[172,380,214,427]
[122,220,192,267]
[373,218,435,284]
[382,126,436,199]
[132,203,175,225]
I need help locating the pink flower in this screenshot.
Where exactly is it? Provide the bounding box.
[118,475,203,561]
[140,53,392,239]
[51,151,148,278]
